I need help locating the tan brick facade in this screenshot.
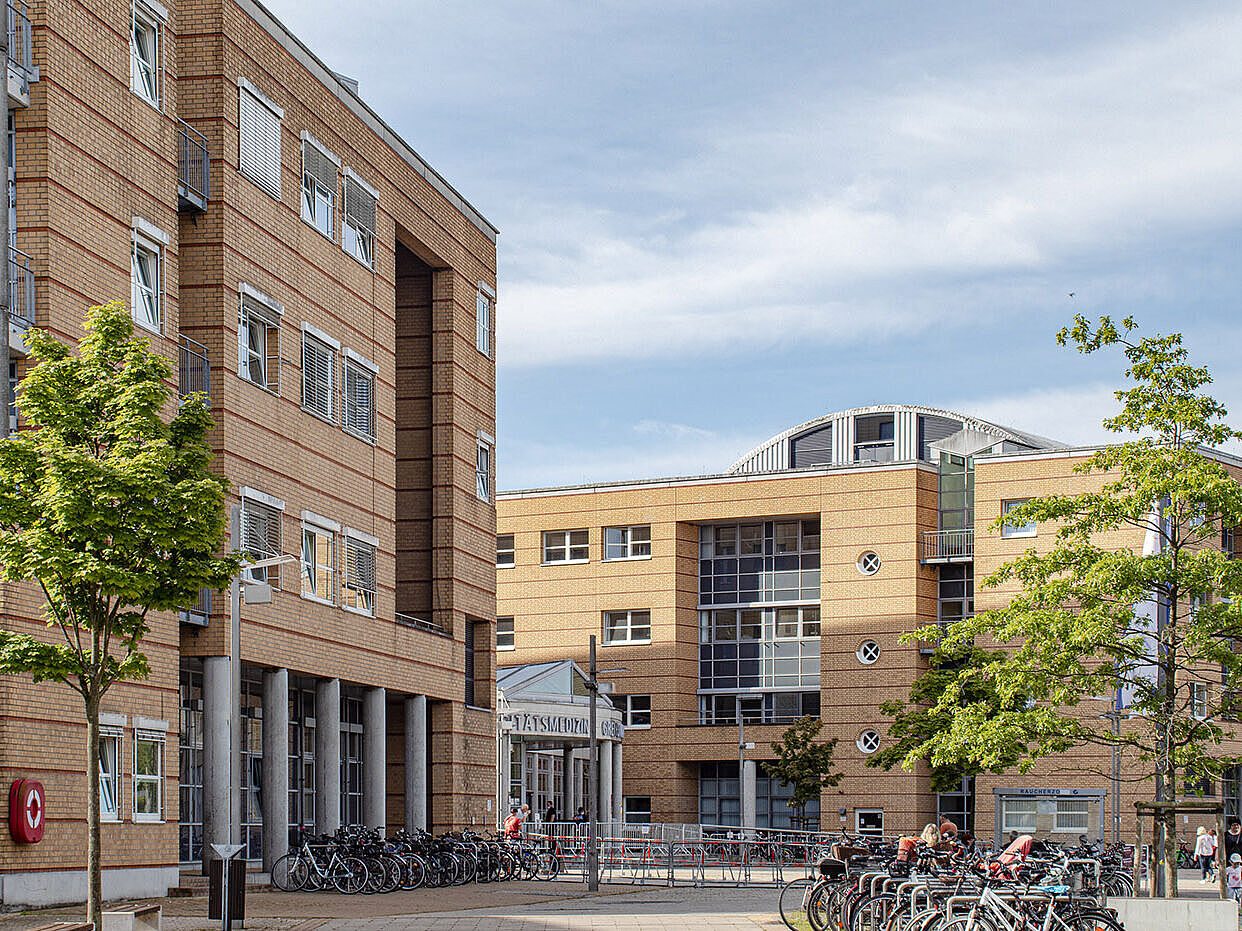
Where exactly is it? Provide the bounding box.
[0,0,495,905]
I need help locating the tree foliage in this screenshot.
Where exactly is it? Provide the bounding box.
[866,643,1032,792]
[913,315,1242,896]
[0,302,237,923]
[767,716,842,820]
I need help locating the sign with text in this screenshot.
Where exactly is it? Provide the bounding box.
[502,711,624,740]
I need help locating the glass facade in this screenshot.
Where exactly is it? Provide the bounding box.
[289,681,316,844]
[240,671,264,861]
[698,762,822,829]
[938,453,974,530]
[937,564,974,625]
[178,659,204,864]
[341,692,364,827]
[698,520,820,605]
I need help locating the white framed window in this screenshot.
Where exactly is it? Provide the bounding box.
[131,237,162,333]
[1000,797,1038,833]
[1191,682,1209,719]
[240,490,283,588]
[238,80,283,199]
[300,517,336,604]
[1001,499,1036,538]
[130,2,162,107]
[624,796,652,824]
[543,529,589,564]
[1224,525,1237,555]
[856,729,881,753]
[604,525,651,561]
[1054,798,1090,832]
[856,640,881,665]
[238,289,282,393]
[603,609,651,645]
[476,287,492,357]
[857,551,881,576]
[615,694,651,728]
[497,616,514,651]
[132,732,163,822]
[300,327,337,422]
[496,534,514,568]
[476,438,492,502]
[99,730,121,822]
[855,808,884,836]
[343,531,377,616]
[342,169,377,268]
[300,134,338,239]
[342,352,376,443]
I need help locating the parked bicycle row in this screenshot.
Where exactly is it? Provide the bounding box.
[779,831,1131,930]
[269,826,561,894]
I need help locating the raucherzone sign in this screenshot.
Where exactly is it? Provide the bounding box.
[502,711,624,740]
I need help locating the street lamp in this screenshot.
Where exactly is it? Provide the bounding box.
[585,634,627,892]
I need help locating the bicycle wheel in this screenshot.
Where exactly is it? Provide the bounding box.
[778,876,817,931]
[852,893,896,931]
[805,881,832,931]
[334,855,369,894]
[940,916,998,931]
[1070,910,1125,931]
[269,853,298,892]
[535,851,561,880]
[401,853,426,889]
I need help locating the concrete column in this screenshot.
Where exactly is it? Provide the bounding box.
[202,655,231,872]
[315,678,341,833]
[261,667,289,869]
[404,695,427,832]
[742,759,757,832]
[364,686,386,833]
[612,742,624,822]
[599,740,613,829]
[562,746,575,821]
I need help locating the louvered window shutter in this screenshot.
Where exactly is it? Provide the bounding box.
[344,176,376,237]
[302,333,335,419]
[239,87,282,199]
[302,141,337,195]
[344,360,375,441]
[464,621,476,706]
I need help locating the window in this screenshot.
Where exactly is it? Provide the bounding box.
[543,530,589,564]
[238,81,283,199]
[133,733,163,821]
[1224,525,1237,557]
[343,170,377,268]
[856,808,884,836]
[1000,797,1037,833]
[1191,682,1208,719]
[856,729,881,753]
[343,533,377,615]
[1001,499,1036,538]
[1054,798,1090,832]
[301,521,335,603]
[603,609,651,645]
[476,288,491,357]
[497,616,514,651]
[238,291,281,393]
[131,238,161,333]
[938,564,975,625]
[496,534,514,568]
[854,414,895,462]
[857,551,881,575]
[476,439,492,502]
[240,493,282,587]
[300,135,337,239]
[99,731,121,821]
[614,694,651,728]
[624,796,652,824]
[856,640,881,665]
[342,354,376,443]
[130,2,161,106]
[604,525,651,560]
[698,520,820,606]
[465,620,476,707]
[301,329,336,421]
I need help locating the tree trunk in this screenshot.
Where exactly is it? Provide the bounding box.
[85,691,103,929]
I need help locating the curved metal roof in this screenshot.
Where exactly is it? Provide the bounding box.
[727,404,1063,474]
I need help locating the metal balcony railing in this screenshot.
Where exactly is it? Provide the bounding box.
[396,611,450,637]
[7,2,32,77]
[8,246,33,329]
[178,335,210,400]
[920,528,974,563]
[179,587,211,627]
[177,120,210,212]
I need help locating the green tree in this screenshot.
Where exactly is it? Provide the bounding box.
[866,643,1031,793]
[767,716,842,829]
[0,302,237,925]
[915,316,1242,897]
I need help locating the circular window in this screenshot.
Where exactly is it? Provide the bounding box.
[857,729,881,753]
[857,551,881,575]
[857,640,881,665]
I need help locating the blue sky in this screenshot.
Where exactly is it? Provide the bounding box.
[268,0,1242,489]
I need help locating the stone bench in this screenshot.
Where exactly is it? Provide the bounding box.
[28,923,94,931]
[101,903,160,931]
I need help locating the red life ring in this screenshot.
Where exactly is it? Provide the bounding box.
[9,779,46,843]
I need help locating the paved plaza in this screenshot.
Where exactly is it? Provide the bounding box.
[0,883,785,930]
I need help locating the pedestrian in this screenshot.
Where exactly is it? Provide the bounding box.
[1229,853,1242,903]
[544,801,556,825]
[572,806,586,824]
[1211,828,1221,881]
[1195,825,1215,882]
[938,816,959,841]
[503,806,523,839]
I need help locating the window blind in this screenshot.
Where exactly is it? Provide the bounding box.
[344,359,375,441]
[301,332,335,420]
[239,86,282,199]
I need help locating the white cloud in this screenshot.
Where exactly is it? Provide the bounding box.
[949,383,1121,447]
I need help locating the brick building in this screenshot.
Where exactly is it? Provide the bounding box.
[0,0,497,905]
[496,404,1242,843]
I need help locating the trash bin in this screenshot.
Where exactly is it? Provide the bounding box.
[207,856,246,930]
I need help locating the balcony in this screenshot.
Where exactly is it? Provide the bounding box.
[177,120,210,212]
[396,611,450,637]
[920,528,974,564]
[178,335,210,400]
[179,587,211,627]
[7,246,33,355]
[7,2,36,108]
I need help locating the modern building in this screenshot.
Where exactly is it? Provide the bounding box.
[0,0,497,906]
[497,404,1242,842]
